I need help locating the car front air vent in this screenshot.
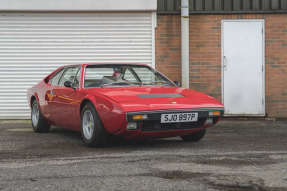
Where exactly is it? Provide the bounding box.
[137,94,184,98]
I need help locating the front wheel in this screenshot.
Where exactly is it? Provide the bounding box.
[180,129,206,142]
[81,103,109,147]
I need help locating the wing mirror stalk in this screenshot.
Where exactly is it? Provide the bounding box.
[173,81,181,87]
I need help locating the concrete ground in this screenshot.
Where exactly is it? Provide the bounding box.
[0,119,287,191]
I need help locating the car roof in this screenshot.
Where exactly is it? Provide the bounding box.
[63,63,149,68]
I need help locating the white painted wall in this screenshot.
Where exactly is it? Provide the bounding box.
[0,0,157,11]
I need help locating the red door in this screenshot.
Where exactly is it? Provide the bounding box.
[44,68,65,122]
[49,66,82,129]
[51,87,82,129]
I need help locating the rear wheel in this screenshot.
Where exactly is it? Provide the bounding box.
[81,103,109,147]
[180,129,206,142]
[31,99,50,133]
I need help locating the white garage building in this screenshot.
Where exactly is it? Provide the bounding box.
[0,0,157,119]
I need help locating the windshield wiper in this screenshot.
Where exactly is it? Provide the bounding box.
[100,82,132,87]
[143,81,171,86]
[100,81,171,88]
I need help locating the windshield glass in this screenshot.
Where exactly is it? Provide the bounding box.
[84,65,174,88]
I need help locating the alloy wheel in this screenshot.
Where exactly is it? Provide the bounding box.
[31,102,39,127]
[82,110,95,140]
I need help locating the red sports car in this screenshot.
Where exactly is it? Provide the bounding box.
[27,63,224,147]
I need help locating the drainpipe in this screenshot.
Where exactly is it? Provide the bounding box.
[181,0,189,88]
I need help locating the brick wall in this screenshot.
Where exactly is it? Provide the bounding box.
[155,14,287,118]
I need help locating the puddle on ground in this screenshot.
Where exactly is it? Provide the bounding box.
[207,175,287,191]
[151,170,210,180]
[193,158,274,167]
[190,155,276,167]
[6,128,33,132]
[269,154,287,160]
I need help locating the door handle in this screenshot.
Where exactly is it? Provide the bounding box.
[223,56,227,70]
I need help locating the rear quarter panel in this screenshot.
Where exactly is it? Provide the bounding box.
[27,66,65,118]
[27,80,52,120]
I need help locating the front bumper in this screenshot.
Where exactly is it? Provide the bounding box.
[125,108,224,135]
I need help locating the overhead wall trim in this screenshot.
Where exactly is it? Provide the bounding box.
[158,0,287,14]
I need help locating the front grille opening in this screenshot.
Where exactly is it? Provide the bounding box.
[141,118,206,132]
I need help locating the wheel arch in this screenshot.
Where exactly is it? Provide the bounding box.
[80,97,97,116]
[30,94,40,108]
[80,95,125,135]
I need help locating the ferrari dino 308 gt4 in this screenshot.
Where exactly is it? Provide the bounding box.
[27,63,224,147]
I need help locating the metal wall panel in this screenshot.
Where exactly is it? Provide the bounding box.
[252,0,261,10]
[195,0,204,11]
[189,0,195,11]
[271,0,280,9]
[158,0,287,14]
[205,0,214,11]
[282,0,287,9]
[233,0,241,11]
[243,0,251,10]
[0,13,154,119]
[214,0,223,11]
[223,0,232,11]
[262,0,271,10]
[166,0,175,11]
[158,0,166,11]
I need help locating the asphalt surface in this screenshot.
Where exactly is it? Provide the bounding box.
[0,119,287,191]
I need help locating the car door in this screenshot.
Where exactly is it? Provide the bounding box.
[50,66,82,129]
[45,68,65,121]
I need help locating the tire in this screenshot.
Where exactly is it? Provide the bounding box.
[31,99,50,133]
[180,129,206,142]
[81,103,109,147]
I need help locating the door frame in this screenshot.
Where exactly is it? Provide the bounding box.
[221,19,265,116]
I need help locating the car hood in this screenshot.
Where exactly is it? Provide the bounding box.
[90,86,224,112]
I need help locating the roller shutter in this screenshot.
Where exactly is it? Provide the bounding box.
[0,13,154,119]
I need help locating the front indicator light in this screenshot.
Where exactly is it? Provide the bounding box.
[209,111,221,116]
[132,114,148,120]
[126,122,137,130]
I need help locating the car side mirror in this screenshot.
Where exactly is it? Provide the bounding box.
[173,81,181,87]
[64,81,73,88]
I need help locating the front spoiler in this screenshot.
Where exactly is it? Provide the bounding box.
[123,128,207,139]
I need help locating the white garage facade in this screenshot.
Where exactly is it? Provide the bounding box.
[0,0,157,119]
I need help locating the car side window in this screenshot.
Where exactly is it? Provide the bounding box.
[58,67,80,87]
[73,68,81,88]
[132,67,155,83]
[84,68,114,88]
[123,69,137,82]
[49,68,64,86]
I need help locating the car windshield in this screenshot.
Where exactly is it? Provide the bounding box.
[84,65,175,88]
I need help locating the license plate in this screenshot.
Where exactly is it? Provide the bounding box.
[160,113,198,123]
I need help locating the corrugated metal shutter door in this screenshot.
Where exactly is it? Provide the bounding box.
[0,13,154,119]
